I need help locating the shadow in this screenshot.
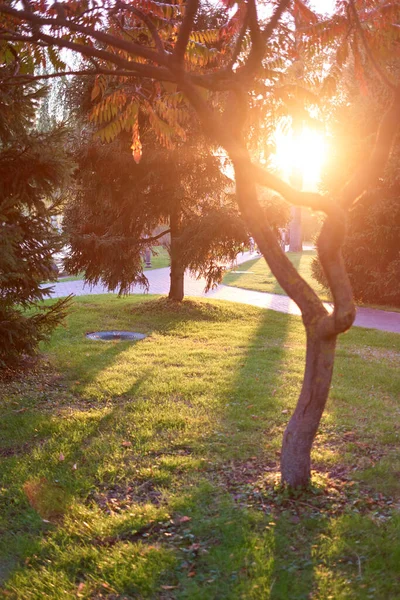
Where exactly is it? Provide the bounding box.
[2,294,378,598]
[224,251,317,298]
[269,512,318,600]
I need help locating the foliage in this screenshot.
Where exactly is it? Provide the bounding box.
[0,76,72,370]
[313,184,400,307]
[64,123,250,295]
[312,72,400,308]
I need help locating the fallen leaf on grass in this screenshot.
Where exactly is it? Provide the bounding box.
[77,582,85,595]
[179,516,191,523]
[23,477,68,522]
[121,441,132,447]
[161,585,179,590]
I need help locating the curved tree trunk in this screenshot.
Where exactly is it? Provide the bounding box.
[280,329,337,487]
[168,202,185,302]
[233,159,336,488]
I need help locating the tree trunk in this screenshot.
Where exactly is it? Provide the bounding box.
[280,328,337,487]
[289,205,303,252]
[289,115,303,252]
[168,202,185,302]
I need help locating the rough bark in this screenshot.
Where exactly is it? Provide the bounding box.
[280,329,337,487]
[233,158,337,487]
[168,203,185,302]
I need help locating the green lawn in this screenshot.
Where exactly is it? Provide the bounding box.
[223,251,329,300]
[57,245,171,283]
[1,295,400,599]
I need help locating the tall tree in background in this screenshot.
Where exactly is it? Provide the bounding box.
[1,0,399,486]
[0,75,72,370]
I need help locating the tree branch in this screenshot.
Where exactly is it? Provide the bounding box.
[0,3,168,67]
[141,229,171,244]
[172,0,199,66]
[261,0,291,42]
[252,165,341,217]
[340,84,400,209]
[115,1,166,57]
[227,10,250,71]
[236,0,290,85]
[174,73,326,321]
[349,0,396,91]
[0,29,177,83]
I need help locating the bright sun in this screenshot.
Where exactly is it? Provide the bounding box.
[272,124,328,191]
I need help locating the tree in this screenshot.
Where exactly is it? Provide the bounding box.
[0,75,72,370]
[64,126,249,301]
[1,0,399,486]
[312,75,400,307]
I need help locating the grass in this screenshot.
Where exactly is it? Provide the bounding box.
[1,295,400,599]
[56,246,171,283]
[223,251,329,300]
[224,251,400,312]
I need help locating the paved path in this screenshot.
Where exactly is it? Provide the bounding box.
[49,251,400,334]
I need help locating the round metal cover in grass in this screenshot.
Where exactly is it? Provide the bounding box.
[86,330,147,342]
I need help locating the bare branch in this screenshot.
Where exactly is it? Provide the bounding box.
[172,0,199,66]
[237,0,291,84]
[141,229,171,244]
[235,161,326,323]
[252,165,341,217]
[262,0,291,42]
[174,73,326,321]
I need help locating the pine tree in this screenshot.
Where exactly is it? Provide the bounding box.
[63,127,250,301]
[0,75,72,370]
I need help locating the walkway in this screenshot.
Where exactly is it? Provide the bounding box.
[49,252,400,334]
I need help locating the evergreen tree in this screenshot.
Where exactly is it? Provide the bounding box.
[0,75,72,370]
[64,128,250,301]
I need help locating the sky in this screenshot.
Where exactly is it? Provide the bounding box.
[309,0,336,16]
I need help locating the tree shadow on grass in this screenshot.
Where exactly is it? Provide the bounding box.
[0,297,368,598]
[224,251,318,298]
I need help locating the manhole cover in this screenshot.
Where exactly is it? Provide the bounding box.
[86,331,147,342]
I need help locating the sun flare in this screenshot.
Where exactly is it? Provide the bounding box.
[272,124,328,191]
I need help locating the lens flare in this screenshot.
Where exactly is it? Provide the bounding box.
[272,124,328,191]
